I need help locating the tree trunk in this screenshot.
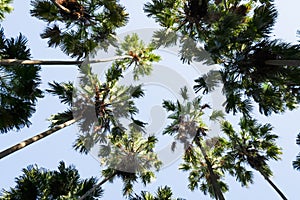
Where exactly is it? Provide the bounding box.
[265,59,300,67]
[261,172,288,200]
[50,0,72,14]
[0,56,131,66]
[78,172,117,200]
[0,118,77,160]
[198,142,225,200]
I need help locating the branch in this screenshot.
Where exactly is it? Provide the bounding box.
[50,0,71,14]
[0,118,77,160]
[0,56,132,66]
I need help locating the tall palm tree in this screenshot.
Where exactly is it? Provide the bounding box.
[70,33,160,153]
[220,117,288,200]
[0,161,103,199]
[180,138,227,200]
[0,33,160,159]
[76,124,163,198]
[162,87,227,200]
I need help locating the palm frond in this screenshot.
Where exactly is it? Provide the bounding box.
[46,81,73,105]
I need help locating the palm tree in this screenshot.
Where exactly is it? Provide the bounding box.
[144,0,259,52]
[180,139,227,200]
[97,126,162,196]
[0,33,160,159]
[75,117,162,197]
[220,117,288,200]
[0,161,103,199]
[30,0,129,59]
[162,87,227,200]
[71,35,160,153]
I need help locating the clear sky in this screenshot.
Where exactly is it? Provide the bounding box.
[1,1,300,200]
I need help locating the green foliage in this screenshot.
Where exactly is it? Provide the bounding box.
[116,33,161,80]
[102,164,160,197]
[220,117,282,178]
[144,0,182,28]
[71,34,160,153]
[222,39,300,116]
[145,0,300,117]
[46,81,74,127]
[0,27,43,133]
[163,87,227,198]
[194,70,222,94]
[129,186,185,200]
[0,161,103,199]
[48,109,73,127]
[72,74,146,152]
[47,81,73,105]
[70,60,162,196]
[95,127,162,196]
[179,140,229,198]
[30,0,129,59]
[99,127,162,173]
[1,1,298,199]
[162,86,207,147]
[0,0,13,20]
[66,35,163,196]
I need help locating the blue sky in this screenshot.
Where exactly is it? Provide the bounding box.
[1,1,300,199]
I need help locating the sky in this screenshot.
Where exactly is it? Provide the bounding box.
[1,1,300,200]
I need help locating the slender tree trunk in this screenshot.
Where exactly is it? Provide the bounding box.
[260,172,288,200]
[265,59,300,66]
[0,118,77,160]
[2,58,298,67]
[197,141,225,200]
[0,56,131,66]
[78,172,117,200]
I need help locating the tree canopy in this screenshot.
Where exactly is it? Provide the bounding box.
[1,0,300,199]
